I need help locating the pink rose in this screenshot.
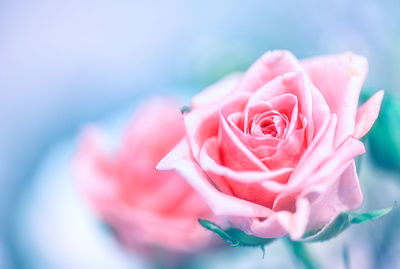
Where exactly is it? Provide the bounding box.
[74,98,214,253]
[157,50,384,240]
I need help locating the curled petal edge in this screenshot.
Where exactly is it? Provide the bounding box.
[156,139,274,218]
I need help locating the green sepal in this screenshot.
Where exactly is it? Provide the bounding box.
[348,202,396,224]
[301,203,396,243]
[199,203,394,248]
[180,105,191,114]
[198,219,275,250]
[300,213,351,242]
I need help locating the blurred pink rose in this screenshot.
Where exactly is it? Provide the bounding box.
[158,50,384,240]
[74,98,214,253]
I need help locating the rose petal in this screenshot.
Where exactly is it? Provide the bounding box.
[198,137,235,195]
[302,52,368,146]
[234,50,302,94]
[200,137,293,183]
[122,98,185,157]
[276,198,311,240]
[229,111,281,151]
[184,91,252,161]
[336,160,363,210]
[260,127,306,169]
[218,93,268,171]
[157,139,274,218]
[259,114,365,193]
[245,72,313,125]
[134,171,200,214]
[304,138,365,190]
[248,198,310,239]
[287,114,337,186]
[354,90,384,139]
[235,216,287,239]
[76,126,207,218]
[184,104,221,160]
[74,126,119,205]
[244,93,298,138]
[199,137,292,209]
[244,71,330,145]
[114,204,211,252]
[302,160,363,230]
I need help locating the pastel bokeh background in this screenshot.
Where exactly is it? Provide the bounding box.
[1,1,400,268]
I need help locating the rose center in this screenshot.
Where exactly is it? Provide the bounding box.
[259,118,277,136]
[249,112,287,138]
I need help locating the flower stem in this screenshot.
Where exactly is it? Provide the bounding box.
[284,238,320,269]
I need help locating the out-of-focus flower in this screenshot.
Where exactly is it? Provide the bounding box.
[158,50,384,240]
[74,98,214,255]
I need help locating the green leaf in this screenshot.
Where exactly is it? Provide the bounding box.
[198,219,275,249]
[223,228,275,247]
[348,201,396,224]
[301,203,395,243]
[198,219,239,246]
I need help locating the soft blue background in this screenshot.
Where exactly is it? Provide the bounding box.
[1,1,400,268]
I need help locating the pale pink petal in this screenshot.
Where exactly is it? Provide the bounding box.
[259,114,336,193]
[219,109,268,171]
[260,127,306,169]
[337,161,363,209]
[199,137,293,183]
[245,72,313,124]
[243,71,330,145]
[354,90,384,139]
[303,161,362,230]
[134,172,197,214]
[303,139,365,190]
[218,72,319,172]
[157,139,274,218]
[287,114,337,186]
[183,104,220,160]
[122,98,185,157]
[260,116,365,193]
[302,52,368,146]
[199,136,291,208]
[243,93,298,140]
[114,204,212,252]
[275,198,310,240]
[216,91,269,171]
[191,72,242,108]
[229,111,281,151]
[248,198,310,239]
[196,137,234,195]
[234,50,302,93]
[74,126,118,206]
[246,216,287,239]
[266,138,362,224]
[184,91,251,161]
